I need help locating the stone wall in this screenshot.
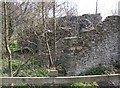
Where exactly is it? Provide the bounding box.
[60,16,120,76]
[81,13,102,27]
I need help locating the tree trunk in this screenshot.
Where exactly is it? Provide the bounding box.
[42,2,53,68]
[95,0,98,14]
[53,0,56,67]
[3,2,13,77]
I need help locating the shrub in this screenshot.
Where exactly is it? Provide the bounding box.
[79,66,113,76]
[71,82,98,88]
[8,40,18,52]
[18,69,49,77]
[59,82,98,88]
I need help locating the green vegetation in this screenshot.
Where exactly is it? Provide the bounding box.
[2,82,98,88]
[2,59,113,87]
[8,40,18,52]
[71,82,98,88]
[79,66,113,76]
[2,58,49,77]
[18,69,49,77]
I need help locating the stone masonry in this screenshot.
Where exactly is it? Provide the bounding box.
[60,16,120,76]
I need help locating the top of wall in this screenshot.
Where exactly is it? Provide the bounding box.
[63,16,120,57]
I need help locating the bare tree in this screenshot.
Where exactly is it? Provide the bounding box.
[2,0,78,77]
[3,2,13,77]
[42,1,53,68]
[53,0,56,67]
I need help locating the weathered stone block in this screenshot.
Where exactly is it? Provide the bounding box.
[48,70,58,77]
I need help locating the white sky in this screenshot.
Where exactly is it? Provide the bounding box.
[3,0,120,18]
[58,0,120,18]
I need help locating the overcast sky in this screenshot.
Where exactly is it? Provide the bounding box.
[58,0,120,19]
[2,0,120,18]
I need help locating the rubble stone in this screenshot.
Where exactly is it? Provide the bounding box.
[61,16,120,76]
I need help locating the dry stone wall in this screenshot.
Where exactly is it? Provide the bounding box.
[61,16,120,76]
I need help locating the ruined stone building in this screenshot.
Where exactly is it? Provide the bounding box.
[16,13,120,76]
[60,15,120,75]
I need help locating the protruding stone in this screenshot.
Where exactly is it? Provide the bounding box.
[48,70,58,77]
